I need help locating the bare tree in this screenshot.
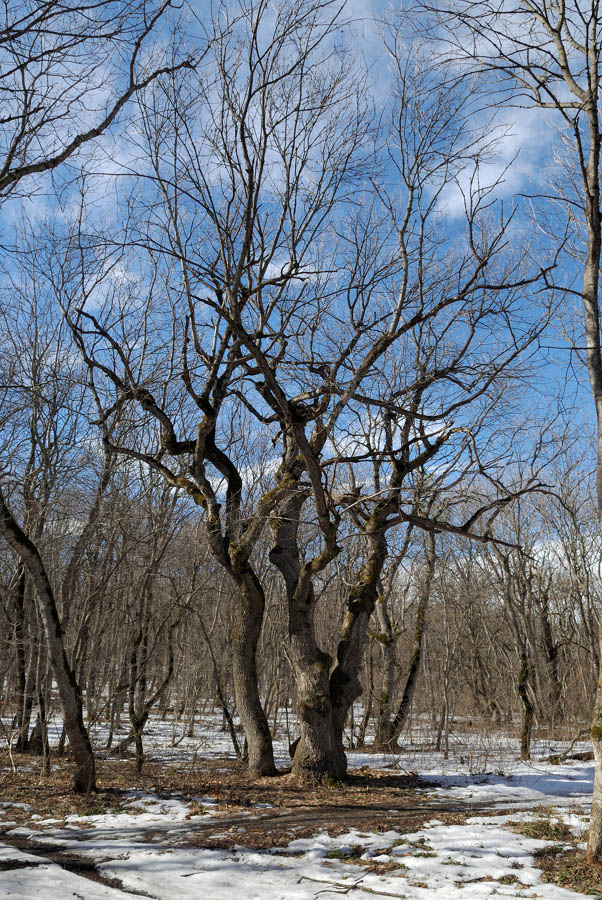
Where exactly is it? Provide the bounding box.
[0,1,196,792]
[0,298,102,791]
[60,0,373,778]
[431,0,602,861]
[60,0,554,783]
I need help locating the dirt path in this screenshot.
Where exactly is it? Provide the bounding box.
[180,797,528,848]
[2,796,524,852]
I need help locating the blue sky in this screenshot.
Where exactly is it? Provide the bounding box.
[0,0,595,495]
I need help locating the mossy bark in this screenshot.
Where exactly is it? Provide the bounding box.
[270,488,345,782]
[291,673,347,781]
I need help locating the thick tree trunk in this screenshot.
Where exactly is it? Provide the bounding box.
[291,588,345,779]
[0,489,96,792]
[230,570,276,776]
[288,573,347,781]
[270,488,345,781]
[292,682,347,780]
[288,584,347,781]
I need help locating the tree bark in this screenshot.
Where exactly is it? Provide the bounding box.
[270,489,345,781]
[330,524,389,745]
[12,566,38,753]
[582,98,602,865]
[0,488,96,792]
[518,651,534,761]
[539,602,561,724]
[589,627,602,862]
[373,596,396,748]
[288,579,347,781]
[230,568,276,776]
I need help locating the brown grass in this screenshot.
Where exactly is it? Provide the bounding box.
[536,847,602,897]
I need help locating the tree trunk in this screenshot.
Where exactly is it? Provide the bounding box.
[539,607,561,725]
[270,488,345,781]
[330,525,389,746]
[518,651,534,761]
[374,595,396,748]
[132,716,147,774]
[288,585,347,781]
[359,646,376,747]
[388,591,427,745]
[0,489,96,792]
[12,565,27,742]
[589,627,602,863]
[583,100,602,863]
[230,570,276,776]
[15,638,37,754]
[386,533,435,747]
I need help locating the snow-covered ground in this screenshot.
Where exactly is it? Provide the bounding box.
[0,719,597,899]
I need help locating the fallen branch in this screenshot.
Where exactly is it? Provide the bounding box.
[298,874,409,897]
[548,730,591,764]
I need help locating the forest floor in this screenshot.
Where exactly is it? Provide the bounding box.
[0,717,599,899]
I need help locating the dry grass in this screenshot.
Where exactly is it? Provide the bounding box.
[508,816,575,843]
[536,847,602,898]
[505,811,602,897]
